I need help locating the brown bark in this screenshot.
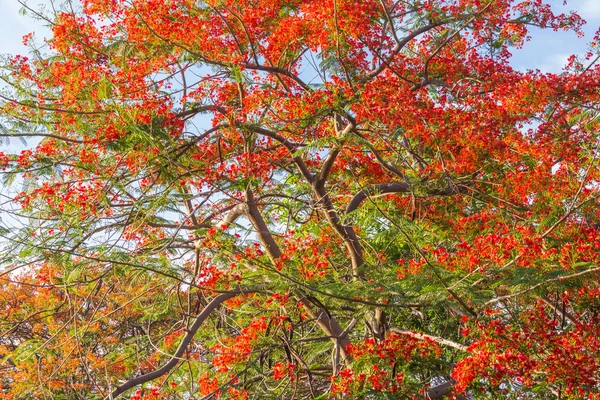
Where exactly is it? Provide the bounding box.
[105,292,242,399]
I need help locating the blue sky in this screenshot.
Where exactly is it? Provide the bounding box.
[510,0,600,71]
[0,0,599,72]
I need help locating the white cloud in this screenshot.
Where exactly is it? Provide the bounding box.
[579,0,600,20]
[0,0,52,56]
[538,52,572,73]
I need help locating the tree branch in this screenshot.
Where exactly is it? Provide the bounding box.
[346,182,411,214]
[315,119,355,188]
[243,189,355,372]
[313,184,365,279]
[298,298,353,367]
[243,125,314,183]
[245,189,282,260]
[346,181,467,214]
[388,326,468,351]
[426,380,463,400]
[106,291,244,399]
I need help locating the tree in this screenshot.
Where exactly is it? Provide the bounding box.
[0,0,599,398]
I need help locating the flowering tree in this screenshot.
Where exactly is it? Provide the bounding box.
[0,0,599,398]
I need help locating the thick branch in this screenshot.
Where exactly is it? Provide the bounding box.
[106,292,241,399]
[245,189,282,260]
[242,125,365,278]
[346,181,466,214]
[214,203,248,230]
[174,104,227,119]
[388,327,468,351]
[244,125,314,183]
[346,182,411,214]
[298,298,352,363]
[362,20,451,83]
[244,63,311,92]
[426,380,463,400]
[540,295,578,326]
[315,119,355,188]
[244,189,354,369]
[313,184,365,279]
